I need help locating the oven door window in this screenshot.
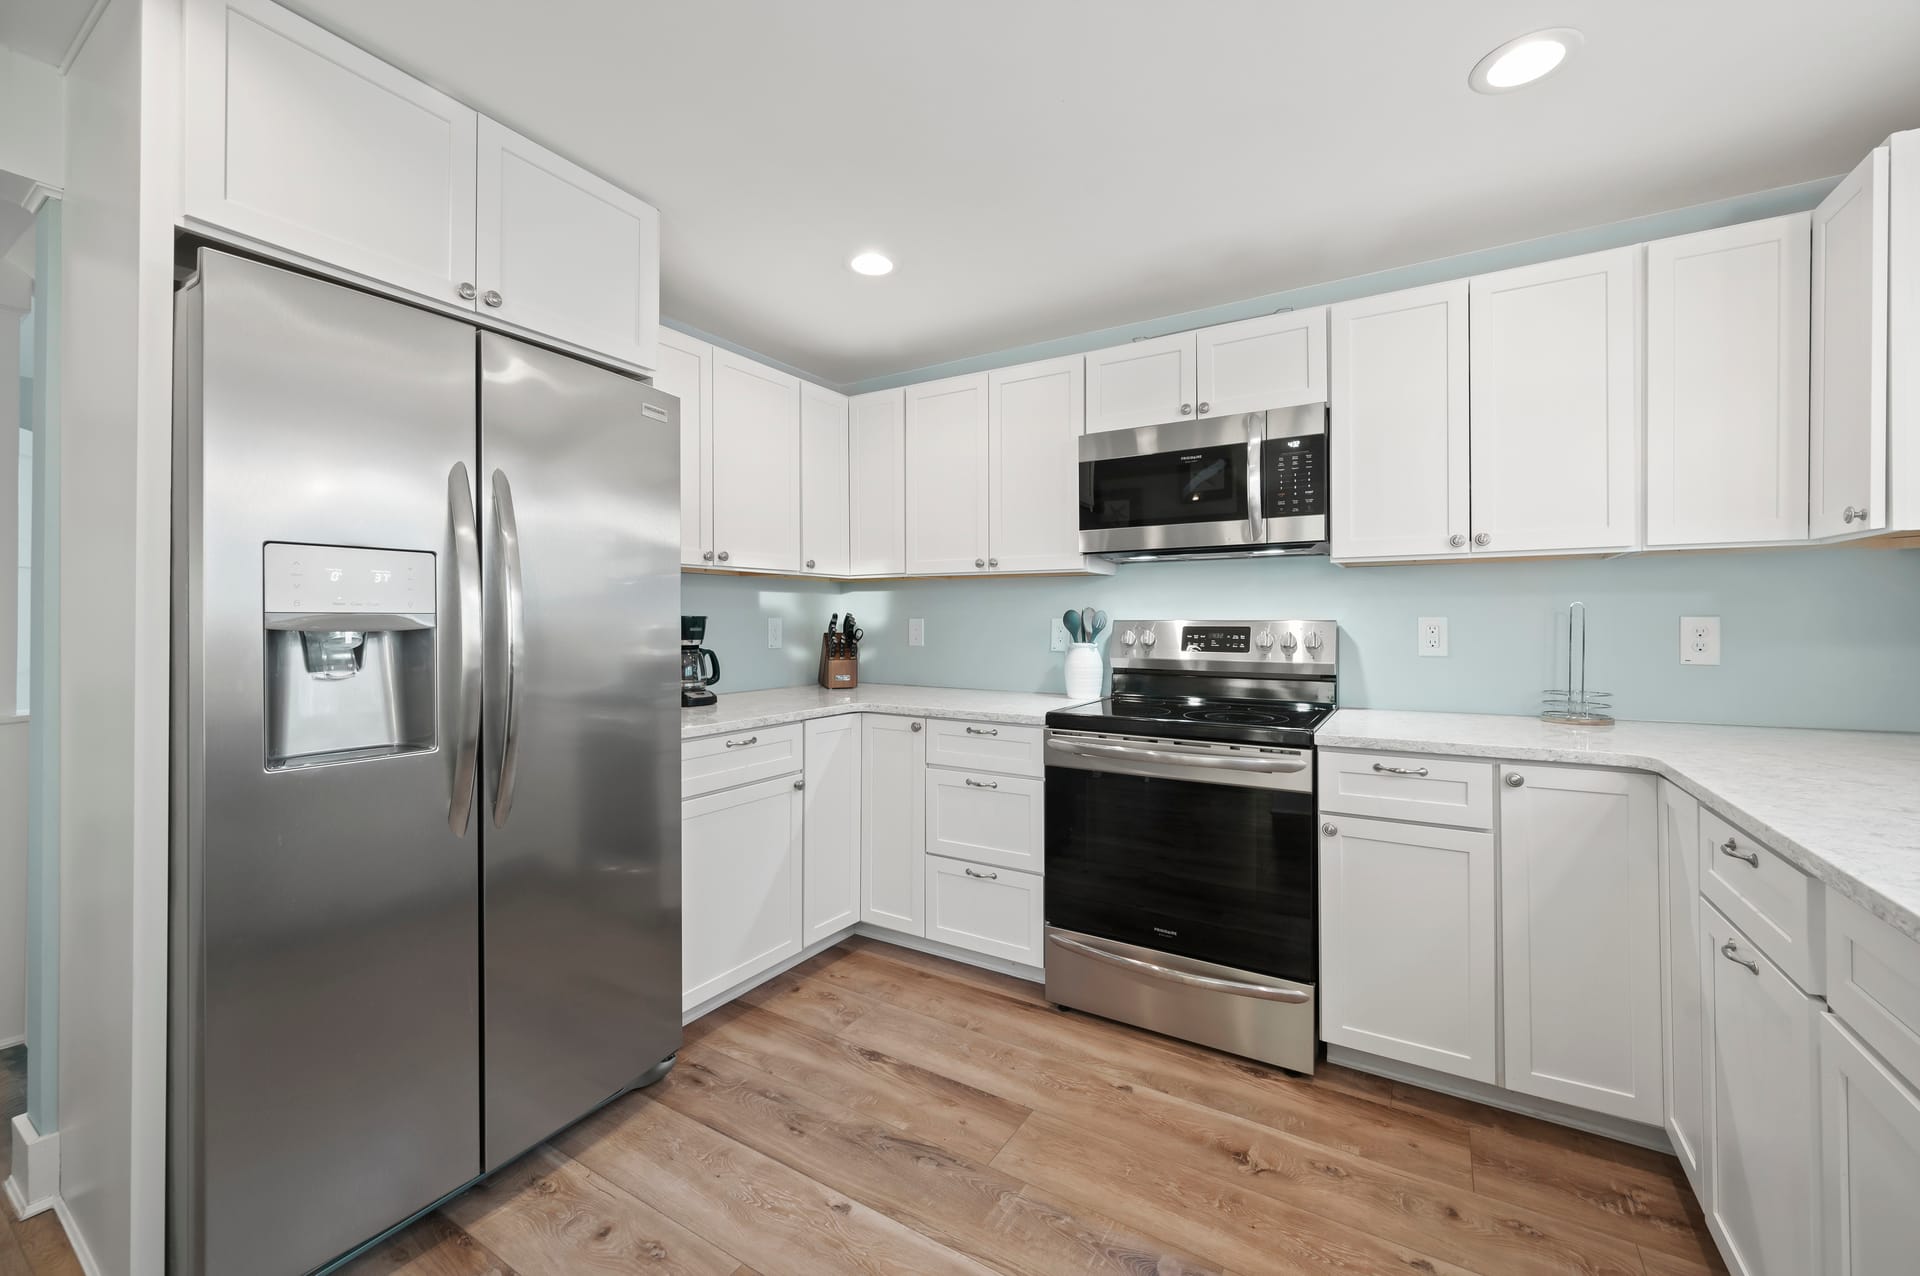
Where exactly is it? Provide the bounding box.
[1044,766,1315,983]
[1079,443,1249,531]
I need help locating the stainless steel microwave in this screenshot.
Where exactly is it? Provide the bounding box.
[1077,404,1327,560]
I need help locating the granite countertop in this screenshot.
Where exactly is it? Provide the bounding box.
[681,684,1090,740]
[1321,708,1920,942]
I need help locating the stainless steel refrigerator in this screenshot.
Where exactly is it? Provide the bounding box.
[169,250,682,1276]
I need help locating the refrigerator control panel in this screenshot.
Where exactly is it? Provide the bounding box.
[263,543,436,620]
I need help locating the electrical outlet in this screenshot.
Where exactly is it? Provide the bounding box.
[1050,618,1069,652]
[1418,617,1449,657]
[766,618,782,648]
[1680,616,1721,666]
[908,618,925,648]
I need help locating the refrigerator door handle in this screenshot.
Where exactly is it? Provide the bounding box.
[447,463,484,834]
[489,468,528,826]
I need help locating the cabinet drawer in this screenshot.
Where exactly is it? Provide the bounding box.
[925,854,1044,966]
[925,718,1044,778]
[1701,807,1823,993]
[925,768,1044,874]
[1317,751,1494,829]
[682,723,803,799]
[1827,893,1920,1086]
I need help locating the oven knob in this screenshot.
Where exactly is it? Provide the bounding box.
[1305,630,1323,653]
[1120,629,1137,647]
[1140,630,1158,648]
[1279,632,1298,653]
[1256,630,1274,650]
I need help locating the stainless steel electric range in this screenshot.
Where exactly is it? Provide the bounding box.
[1042,618,1337,1074]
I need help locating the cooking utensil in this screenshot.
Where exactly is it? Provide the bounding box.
[1081,608,1095,644]
[1091,610,1109,642]
[1063,610,1082,641]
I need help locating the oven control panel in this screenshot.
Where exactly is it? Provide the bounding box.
[1112,619,1337,668]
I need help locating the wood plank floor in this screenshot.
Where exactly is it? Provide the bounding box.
[347,939,1726,1276]
[0,1046,85,1276]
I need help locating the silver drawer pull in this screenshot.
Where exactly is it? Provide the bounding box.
[1721,940,1759,975]
[1372,763,1429,777]
[723,735,759,749]
[965,726,1000,737]
[1719,838,1759,868]
[963,867,998,880]
[964,777,998,789]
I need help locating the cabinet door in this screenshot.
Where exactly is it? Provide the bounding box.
[1195,308,1327,416]
[1318,815,1497,1082]
[799,383,851,576]
[654,330,713,567]
[802,716,862,945]
[1659,781,1709,1195]
[1469,247,1640,555]
[1647,214,1811,547]
[475,116,660,369]
[1810,145,1890,539]
[1328,282,1470,561]
[1084,332,1198,433]
[904,374,990,574]
[710,350,801,572]
[681,776,802,1011]
[1821,1013,1920,1276]
[861,716,926,935]
[1501,766,1662,1123]
[183,0,478,308]
[988,356,1083,572]
[1703,904,1820,1276]
[848,389,907,576]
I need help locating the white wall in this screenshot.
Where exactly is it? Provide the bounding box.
[0,720,25,1048]
[0,46,66,191]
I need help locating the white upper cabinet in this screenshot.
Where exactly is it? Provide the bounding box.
[799,383,851,576]
[654,330,714,568]
[1469,246,1641,555]
[988,356,1084,572]
[1195,308,1328,416]
[1811,145,1891,539]
[1499,766,1663,1124]
[1646,214,1811,548]
[184,0,478,307]
[848,389,907,576]
[905,374,992,574]
[475,117,660,370]
[1084,332,1198,433]
[710,350,801,572]
[1329,281,1471,562]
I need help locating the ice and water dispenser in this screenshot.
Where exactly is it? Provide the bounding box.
[263,543,437,769]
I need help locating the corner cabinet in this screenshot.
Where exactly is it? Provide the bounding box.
[710,350,802,572]
[802,717,861,944]
[799,383,851,576]
[848,390,908,576]
[861,716,927,935]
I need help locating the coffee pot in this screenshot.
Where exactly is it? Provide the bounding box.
[680,615,721,707]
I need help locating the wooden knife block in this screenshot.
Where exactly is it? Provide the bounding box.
[818,638,858,690]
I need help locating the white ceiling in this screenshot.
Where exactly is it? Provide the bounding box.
[0,0,101,68]
[282,0,1920,386]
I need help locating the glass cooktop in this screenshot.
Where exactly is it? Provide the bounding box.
[1047,694,1332,747]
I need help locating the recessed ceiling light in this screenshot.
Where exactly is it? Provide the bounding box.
[849,251,894,276]
[1469,28,1583,94]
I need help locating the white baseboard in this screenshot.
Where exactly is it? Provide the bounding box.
[1325,1044,1674,1154]
[4,1113,59,1220]
[53,1193,102,1276]
[0,1034,25,1050]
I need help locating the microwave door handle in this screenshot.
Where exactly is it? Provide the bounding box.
[446,463,483,835]
[1245,415,1264,543]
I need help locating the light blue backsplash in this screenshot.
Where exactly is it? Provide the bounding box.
[691,547,1920,732]
[680,574,846,692]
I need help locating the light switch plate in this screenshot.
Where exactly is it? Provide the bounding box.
[1680,616,1720,665]
[1418,617,1448,657]
[908,618,925,648]
[766,618,782,648]
[1050,618,1069,652]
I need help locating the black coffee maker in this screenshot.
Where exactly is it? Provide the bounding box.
[681,615,721,707]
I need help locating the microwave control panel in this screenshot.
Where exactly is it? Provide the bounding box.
[1261,434,1326,519]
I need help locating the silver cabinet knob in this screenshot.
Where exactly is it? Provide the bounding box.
[974,557,986,568]
[1843,505,1870,524]
[702,550,714,562]
[793,778,805,790]
[482,289,504,308]
[457,282,477,301]
[1197,401,1210,414]
[805,558,816,569]
[716,550,730,562]
[1473,532,1491,547]
[910,721,923,732]
[1505,773,1525,788]
[1180,403,1194,415]
[1449,534,1466,548]
[988,557,998,568]
[1321,822,1338,836]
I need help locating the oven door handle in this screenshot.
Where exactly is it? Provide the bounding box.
[1045,736,1308,774]
[1047,933,1312,1004]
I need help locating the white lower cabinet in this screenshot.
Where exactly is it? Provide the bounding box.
[1318,814,1498,1082]
[802,716,861,945]
[924,855,1044,966]
[1659,781,1709,1195]
[1820,1013,1920,1275]
[1499,766,1662,1123]
[1702,901,1821,1276]
[861,716,927,935]
[681,773,803,1012]
[924,768,1044,874]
